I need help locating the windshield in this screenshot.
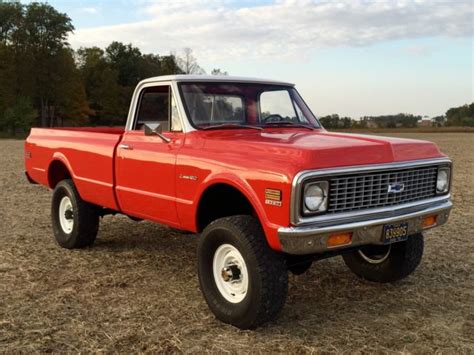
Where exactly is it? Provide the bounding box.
[179,83,320,129]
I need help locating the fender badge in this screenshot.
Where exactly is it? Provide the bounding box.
[179,174,198,181]
[265,188,282,207]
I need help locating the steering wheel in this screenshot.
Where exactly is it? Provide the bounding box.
[263,114,286,123]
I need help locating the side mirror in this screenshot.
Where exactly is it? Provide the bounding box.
[144,122,171,143]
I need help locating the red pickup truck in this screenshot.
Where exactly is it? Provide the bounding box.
[25,75,452,329]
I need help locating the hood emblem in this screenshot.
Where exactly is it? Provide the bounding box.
[388,183,405,194]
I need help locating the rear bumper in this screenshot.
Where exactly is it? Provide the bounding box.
[278,199,452,255]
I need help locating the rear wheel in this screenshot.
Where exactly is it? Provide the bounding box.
[197,215,288,329]
[342,233,424,283]
[51,179,100,249]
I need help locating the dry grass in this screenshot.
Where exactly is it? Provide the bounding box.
[1,133,473,353]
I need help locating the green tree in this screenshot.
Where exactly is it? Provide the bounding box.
[363,113,420,128]
[53,48,91,126]
[80,43,185,125]
[432,115,445,127]
[0,1,24,111]
[77,46,123,125]
[0,1,22,43]
[446,103,474,126]
[0,2,203,133]
[0,97,36,133]
[22,2,77,126]
[159,54,183,75]
[138,53,162,79]
[105,41,142,87]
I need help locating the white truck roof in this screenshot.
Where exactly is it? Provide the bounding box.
[140,74,294,87]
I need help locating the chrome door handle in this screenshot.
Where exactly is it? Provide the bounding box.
[118,144,133,150]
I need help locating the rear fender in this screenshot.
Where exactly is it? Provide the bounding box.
[48,153,76,188]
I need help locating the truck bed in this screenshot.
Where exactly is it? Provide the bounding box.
[25,127,125,210]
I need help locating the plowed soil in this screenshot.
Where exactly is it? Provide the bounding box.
[1,133,473,352]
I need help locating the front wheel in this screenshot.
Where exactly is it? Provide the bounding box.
[51,179,100,249]
[342,233,424,283]
[197,215,288,329]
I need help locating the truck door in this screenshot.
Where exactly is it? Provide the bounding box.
[115,83,184,227]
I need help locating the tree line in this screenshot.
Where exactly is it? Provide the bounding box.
[0,1,218,134]
[1,2,471,134]
[319,114,420,129]
[320,105,474,129]
[445,103,474,127]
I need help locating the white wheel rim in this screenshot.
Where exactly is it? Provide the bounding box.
[358,244,392,264]
[59,196,74,234]
[212,244,249,303]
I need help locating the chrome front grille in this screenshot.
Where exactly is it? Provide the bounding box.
[327,166,438,213]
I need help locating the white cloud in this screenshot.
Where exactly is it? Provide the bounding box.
[403,44,433,56]
[69,0,473,60]
[80,7,99,15]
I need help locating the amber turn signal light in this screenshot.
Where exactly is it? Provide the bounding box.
[327,232,353,248]
[422,215,437,228]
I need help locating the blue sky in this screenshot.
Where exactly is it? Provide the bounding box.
[36,0,473,118]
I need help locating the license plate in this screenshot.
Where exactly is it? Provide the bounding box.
[382,222,409,244]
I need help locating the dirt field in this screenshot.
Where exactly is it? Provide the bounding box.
[1,133,473,353]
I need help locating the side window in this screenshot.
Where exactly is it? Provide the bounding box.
[134,85,183,132]
[294,102,310,123]
[259,90,297,122]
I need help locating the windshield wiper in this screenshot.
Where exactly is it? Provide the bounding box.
[263,122,315,130]
[202,123,263,131]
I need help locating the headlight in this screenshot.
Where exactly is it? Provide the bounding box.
[303,181,328,214]
[436,167,450,194]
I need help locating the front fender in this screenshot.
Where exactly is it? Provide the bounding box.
[192,172,284,251]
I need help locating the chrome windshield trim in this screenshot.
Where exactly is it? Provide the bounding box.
[290,157,452,225]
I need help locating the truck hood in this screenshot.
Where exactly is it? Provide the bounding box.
[199,129,444,172]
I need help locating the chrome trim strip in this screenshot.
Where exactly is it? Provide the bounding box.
[290,158,452,225]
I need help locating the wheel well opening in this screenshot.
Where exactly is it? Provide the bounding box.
[197,184,256,232]
[48,160,71,188]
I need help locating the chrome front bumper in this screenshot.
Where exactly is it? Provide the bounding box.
[278,199,452,255]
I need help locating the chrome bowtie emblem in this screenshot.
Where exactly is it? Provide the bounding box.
[388,183,405,194]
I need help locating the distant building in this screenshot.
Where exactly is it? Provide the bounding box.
[366,120,378,128]
[417,118,432,127]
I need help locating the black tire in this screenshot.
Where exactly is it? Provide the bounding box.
[197,215,288,329]
[51,179,100,249]
[286,255,313,275]
[342,233,424,283]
